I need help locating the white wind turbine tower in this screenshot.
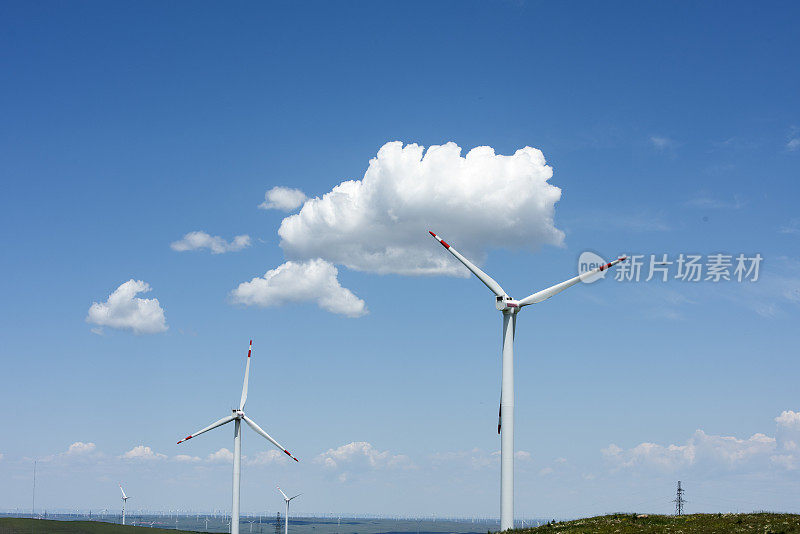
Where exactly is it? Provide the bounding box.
[177,340,299,534]
[429,231,626,531]
[119,484,129,526]
[276,487,301,534]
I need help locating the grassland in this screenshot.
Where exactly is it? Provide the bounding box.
[5,514,800,534]
[510,513,800,533]
[0,518,200,534]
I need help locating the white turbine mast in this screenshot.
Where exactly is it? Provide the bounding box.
[429,231,626,531]
[119,484,129,526]
[177,340,299,534]
[277,486,302,534]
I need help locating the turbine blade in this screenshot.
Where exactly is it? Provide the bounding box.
[289,494,302,501]
[276,486,289,500]
[497,403,501,435]
[429,231,506,297]
[518,256,627,307]
[119,485,127,500]
[239,340,252,410]
[243,415,299,462]
[177,415,236,444]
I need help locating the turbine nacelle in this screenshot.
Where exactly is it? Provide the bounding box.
[495,296,520,311]
[231,409,245,418]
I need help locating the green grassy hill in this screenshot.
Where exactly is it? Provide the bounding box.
[510,513,800,533]
[0,518,200,534]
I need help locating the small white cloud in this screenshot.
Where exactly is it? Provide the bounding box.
[515,451,532,461]
[170,231,251,254]
[207,448,234,463]
[0,453,4,461]
[603,430,777,473]
[122,445,167,461]
[231,259,367,317]
[86,280,167,335]
[66,442,96,455]
[40,442,99,462]
[787,138,800,152]
[247,450,288,466]
[315,442,413,475]
[259,187,308,211]
[174,454,202,463]
[649,136,674,149]
[770,454,798,470]
[776,410,800,430]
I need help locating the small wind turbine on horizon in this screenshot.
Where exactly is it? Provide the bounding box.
[119,484,129,526]
[277,486,301,534]
[177,341,299,534]
[429,231,626,531]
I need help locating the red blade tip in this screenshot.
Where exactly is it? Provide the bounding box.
[428,231,449,248]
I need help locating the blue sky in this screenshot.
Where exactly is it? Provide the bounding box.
[1,0,800,520]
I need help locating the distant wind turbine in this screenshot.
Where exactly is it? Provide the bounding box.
[177,341,299,534]
[429,231,626,531]
[277,487,301,534]
[119,484,129,525]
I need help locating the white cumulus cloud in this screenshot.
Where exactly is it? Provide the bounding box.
[315,441,413,473]
[603,430,777,473]
[277,141,563,276]
[174,454,202,463]
[776,410,800,430]
[86,280,167,334]
[170,231,251,254]
[122,445,167,461]
[771,454,798,470]
[207,448,234,463]
[231,259,367,317]
[259,186,308,211]
[247,450,289,466]
[66,442,96,455]
[40,441,99,462]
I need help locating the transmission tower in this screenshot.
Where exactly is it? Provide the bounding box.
[673,480,686,516]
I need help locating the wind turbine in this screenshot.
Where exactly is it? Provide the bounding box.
[177,341,299,534]
[429,231,626,531]
[119,484,129,525]
[277,487,301,534]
